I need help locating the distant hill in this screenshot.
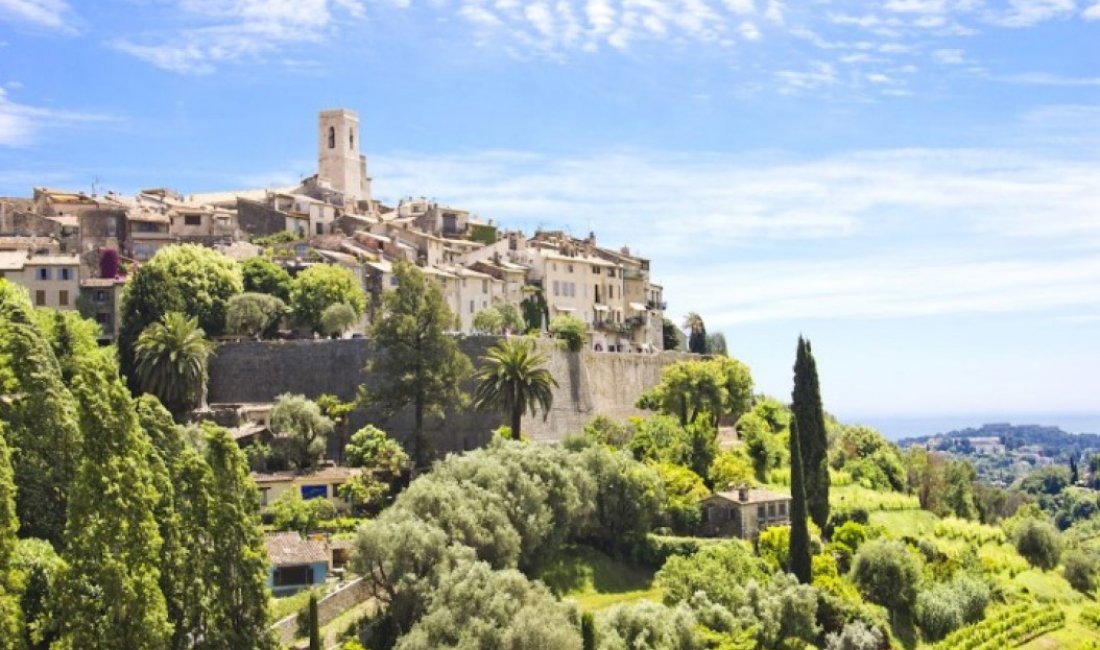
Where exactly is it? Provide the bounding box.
[899,422,1100,460]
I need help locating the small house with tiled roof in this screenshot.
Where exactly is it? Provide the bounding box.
[699,485,792,540]
[264,532,330,595]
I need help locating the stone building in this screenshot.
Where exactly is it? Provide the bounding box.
[0,251,80,309]
[699,486,792,540]
[318,108,372,208]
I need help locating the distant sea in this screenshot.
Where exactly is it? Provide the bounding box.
[843,414,1100,442]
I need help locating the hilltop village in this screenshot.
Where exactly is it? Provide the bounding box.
[3,111,1100,650]
[0,108,667,353]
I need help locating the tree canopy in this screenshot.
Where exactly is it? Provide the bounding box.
[290,263,365,333]
[472,337,558,440]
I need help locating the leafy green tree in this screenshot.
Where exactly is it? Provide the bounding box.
[362,261,472,465]
[792,336,830,529]
[824,621,884,650]
[9,538,64,650]
[135,396,217,650]
[943,459,978,520]
[851,539,921,616]
[241,256,292,301]
[683,312,707,354]
[0,424,21,650]
[118,264,186,387]
[271,393,334,472]
[472,306,504,334]
[661,318,680,351]
[396,560,582,650]
[269,490,337,533]
[713,356,754,423]
[135,312,215,418]
[317,393,356,464]
[0,280,83,545]
[472,337,558,440]
[226,292,286,339]
[203,425,277,649]
[580,415,634,448]
[51,349,172,649]
[143,244,243,336]
[640,360,725,427]
[596,600,697,650]
[743,572,820,650]
[788,417,813,584]
[496,303,524,333]
[290,263,365,333]
[709,449,756,490]
[656,540,766,611]
[548,315,587,352]
[706,332,728,356]
[579,445,664,556]
[650,462,709,534]
[321,302,358,338]
[346,425,409,474]
[739,413,783,482]
[309,593,321,650]
[1014,518,1062,570]
[1063,550,1098,593]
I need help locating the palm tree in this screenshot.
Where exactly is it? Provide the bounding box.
[135,312,215,418]
[472,337,558,440]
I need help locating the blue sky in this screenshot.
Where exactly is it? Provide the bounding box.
[2,0,1099,424]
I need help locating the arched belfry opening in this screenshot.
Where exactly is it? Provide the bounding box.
[328,126,336,149]
[350,129,355,151]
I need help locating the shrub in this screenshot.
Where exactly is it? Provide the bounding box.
[549,315,587,352]
[1064,549,1098,593]
[1014,518,1062,571]
[851,539,922,614]
[825,621,885,650]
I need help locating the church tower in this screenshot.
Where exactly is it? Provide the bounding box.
[318,108,372,205]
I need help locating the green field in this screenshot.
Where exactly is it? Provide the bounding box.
[537,545,663,612]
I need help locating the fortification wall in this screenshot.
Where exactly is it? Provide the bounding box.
[207,337,685,451]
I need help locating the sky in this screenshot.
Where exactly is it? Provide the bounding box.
[1,0,1099,425]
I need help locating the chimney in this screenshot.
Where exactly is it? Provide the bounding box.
[738,484,750,502]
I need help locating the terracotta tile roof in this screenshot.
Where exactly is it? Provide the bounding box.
[710,488,791,505]
[264,532,329,567]
[251,466,359,484]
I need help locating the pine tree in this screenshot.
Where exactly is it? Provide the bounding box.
[51,350,171,649]
[788,417,812,585]
[0,280,82,545]
[204,425,277,649]
[792,336,830,530]
[363,261,472,465]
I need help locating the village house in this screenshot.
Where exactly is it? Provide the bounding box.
[0,251,81,309]
[78,277,127,342]
[698,486,792,540]
[264,532,330,596]
[252,466,362,513]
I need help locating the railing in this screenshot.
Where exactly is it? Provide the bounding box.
[647,300,667,310]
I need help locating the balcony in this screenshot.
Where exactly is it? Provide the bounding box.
[647,300,667,311]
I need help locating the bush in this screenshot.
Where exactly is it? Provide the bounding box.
[269,490,338,533]
[320,303,358,337]
[1064,549,1098,593]
[851,539,922,614]
[226,292,286,339]
[549,315,587,352]
[1014,518,1062,570]
[825,621,885,650]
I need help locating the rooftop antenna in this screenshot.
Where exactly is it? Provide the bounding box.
[91,176,100,197]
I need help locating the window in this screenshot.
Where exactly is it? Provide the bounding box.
[184,214,202,226]
[568,264,574,273]
[609,286,614,299]
[389,276,399,287]
[779,503,787,516]
[60,268,72,281]
[59,290,68,307]
[95,290,107,302]
[350,129,355,150]
[328,126,336,149]
[273,565,314,588]
[767,504,776,518]
[757,505,765,519]
[593,267,600,275]
[316,223,323,235]
[300,485,328,500]
[259,488,270,507]
[36,268,50,281]
[553,280,560,297]
[469,300,475,314]
[482,279,488,293]
[35,290,45,306]
[608,269,615,278]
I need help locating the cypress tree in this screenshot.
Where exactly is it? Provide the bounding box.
[0,425,23,647]
[792,336,830,530]
[788,417,813,585]
[204,425,278,649]
[308,593,321,650]
[0,280,82,545]
[51,349,171,649]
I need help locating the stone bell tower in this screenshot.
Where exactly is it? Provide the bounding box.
[318,108,372,205]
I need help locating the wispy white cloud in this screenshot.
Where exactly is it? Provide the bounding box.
[986,0,1077,27]
[995,71,1100,86]
[111,0,368,74]
[1085,1,1100,19]
[0,0,74,32]
[0,89,115,146]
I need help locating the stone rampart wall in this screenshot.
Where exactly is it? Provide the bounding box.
[208,337,686,450]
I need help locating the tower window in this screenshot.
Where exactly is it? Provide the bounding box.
[328,126,335,149]
[350,130,355,150]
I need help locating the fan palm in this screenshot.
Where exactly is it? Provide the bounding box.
[472,337,559,440]
[135,311,215,417]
